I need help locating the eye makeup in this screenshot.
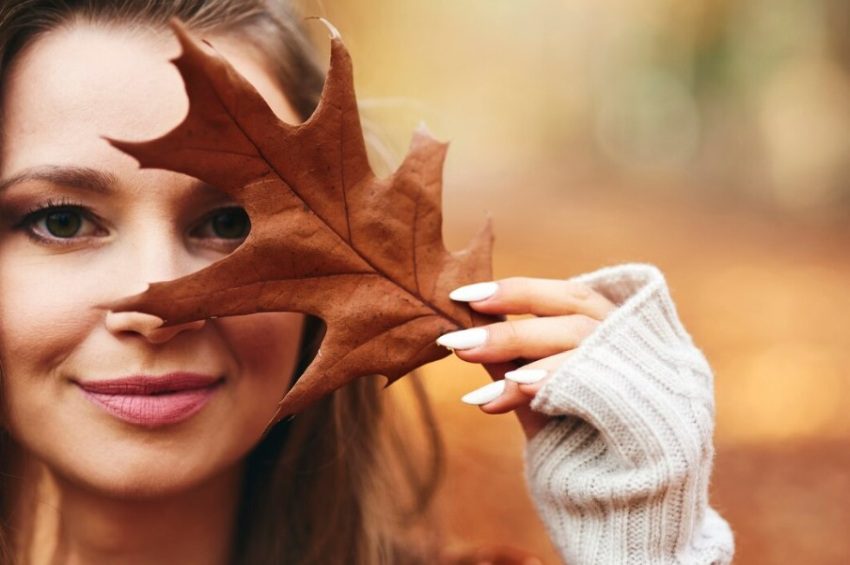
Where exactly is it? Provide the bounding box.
[0,187,249,252]
[7,195,106,248]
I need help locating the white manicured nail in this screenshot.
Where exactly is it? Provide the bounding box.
[461,380,506,405]
[449,281,498,302]
[504,369,548,384]
[436,327,488,350]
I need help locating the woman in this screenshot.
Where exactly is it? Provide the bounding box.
[0,1,734,563]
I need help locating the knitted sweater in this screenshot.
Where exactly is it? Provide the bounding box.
[522,263,734,564]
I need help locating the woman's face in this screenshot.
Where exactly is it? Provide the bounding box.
[0,23,306,496]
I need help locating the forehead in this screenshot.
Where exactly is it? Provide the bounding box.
[0,21,298,175]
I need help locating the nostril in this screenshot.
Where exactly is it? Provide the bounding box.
[146,318,207,344]
[105,310,166,335]
[104,310,206,344]
[104,309,207,344]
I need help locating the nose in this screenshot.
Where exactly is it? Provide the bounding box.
[103,224,211,344]
[105,310,207,344]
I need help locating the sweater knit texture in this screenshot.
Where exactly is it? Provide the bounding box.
[523,263,734,564]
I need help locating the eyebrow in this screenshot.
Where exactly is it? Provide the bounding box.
[0,165,117,195]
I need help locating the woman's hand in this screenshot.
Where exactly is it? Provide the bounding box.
[437,277,618,440]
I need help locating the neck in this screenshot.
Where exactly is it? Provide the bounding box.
[9,446,244,565]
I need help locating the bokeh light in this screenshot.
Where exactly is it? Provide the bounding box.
[302,1,850,562]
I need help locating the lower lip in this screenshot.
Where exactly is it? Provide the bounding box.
[77,381,223,428]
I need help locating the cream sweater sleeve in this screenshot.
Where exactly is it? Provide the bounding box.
[523,263,734,564]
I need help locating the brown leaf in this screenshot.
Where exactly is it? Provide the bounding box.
[98,18,497,429]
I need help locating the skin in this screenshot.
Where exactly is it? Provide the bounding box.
[0,23,306,565]
[446,277,617,439]
[0,17,618,565]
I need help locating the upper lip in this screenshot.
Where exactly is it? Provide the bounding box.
[74,372,224,395]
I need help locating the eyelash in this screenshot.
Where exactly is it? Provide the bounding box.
[14,196,94,247]
[12,197,246,249]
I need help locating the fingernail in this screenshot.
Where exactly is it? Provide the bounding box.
[449,281,498,302]
[461,380,506,405]
[504,368,548,384]
[436,327,488,350]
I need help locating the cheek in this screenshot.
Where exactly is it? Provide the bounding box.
[218,312,306,398]
[0,247,99,377]
[0,249,103,450]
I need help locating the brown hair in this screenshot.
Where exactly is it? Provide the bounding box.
[0,1,445,563]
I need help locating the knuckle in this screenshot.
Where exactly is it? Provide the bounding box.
[564,281,595,303]
[500,276,531,297]
[574,314,600,337]
[490,320,522,349]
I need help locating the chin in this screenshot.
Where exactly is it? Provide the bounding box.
[51,443,234,501]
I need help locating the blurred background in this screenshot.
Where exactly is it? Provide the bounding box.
[300,1,849,563]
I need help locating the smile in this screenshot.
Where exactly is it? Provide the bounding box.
[75,374,225,428]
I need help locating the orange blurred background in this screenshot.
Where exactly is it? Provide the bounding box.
[302,1,849,563]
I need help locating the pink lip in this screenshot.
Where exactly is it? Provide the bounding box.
[75,372,224,428]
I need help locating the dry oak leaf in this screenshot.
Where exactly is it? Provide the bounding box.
[99,18,497,429]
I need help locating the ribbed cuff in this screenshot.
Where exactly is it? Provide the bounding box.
[526,263,713,470]
[520,263,733,564]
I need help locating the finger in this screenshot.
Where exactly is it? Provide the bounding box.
[468,350,574,414]
[449,276,617,321]
[505,352,573,398]
[465,353,576,440]
[467,385,554,441]
[437,315,599,364]
[463,373,551,415]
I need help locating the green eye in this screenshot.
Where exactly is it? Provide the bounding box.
[209,207,250,239]
[44,209,83,238]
